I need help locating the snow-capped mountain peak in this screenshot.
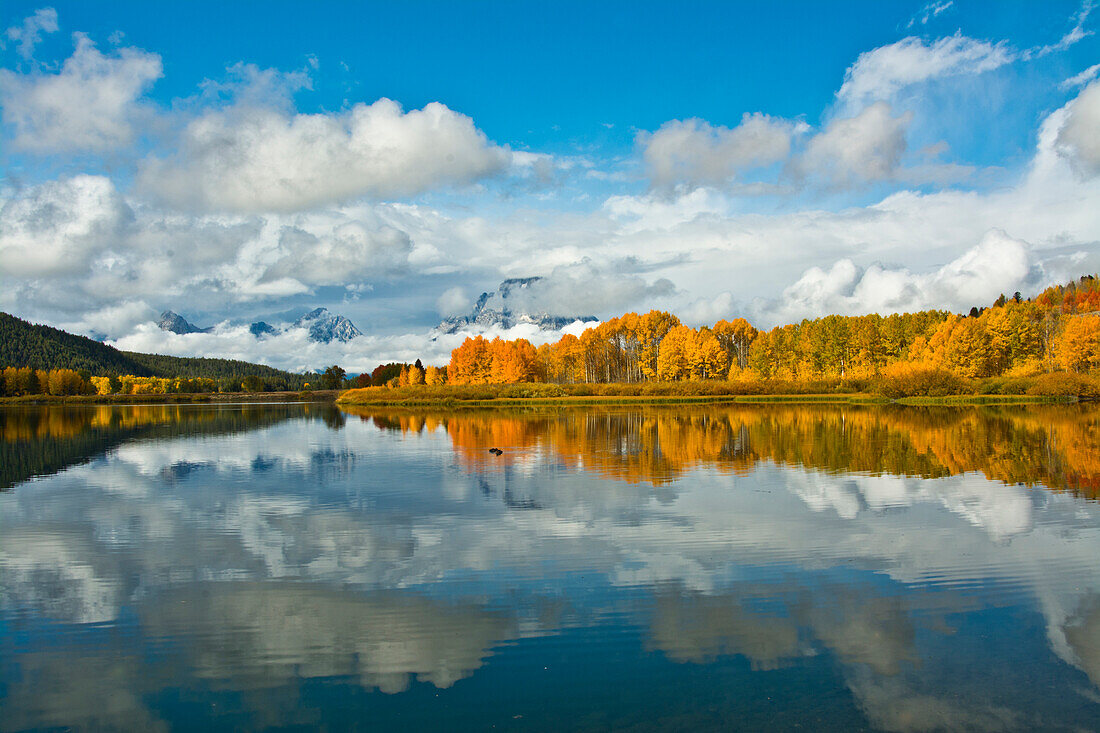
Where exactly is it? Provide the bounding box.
[292,308,363,343]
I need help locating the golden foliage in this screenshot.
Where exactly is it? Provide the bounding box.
[351,404,1100,498]
[434,276,1100,395]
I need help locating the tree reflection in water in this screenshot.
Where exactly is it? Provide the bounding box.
[2,402,1100,730]
[348,403,1100,497]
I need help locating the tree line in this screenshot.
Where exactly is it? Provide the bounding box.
[432,276,1100,388]
[0,368,313,397]
[1,312,325,395]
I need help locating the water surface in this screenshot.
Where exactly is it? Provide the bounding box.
[2,402,1100,731]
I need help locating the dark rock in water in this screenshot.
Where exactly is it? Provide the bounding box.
[158,311,212,335]
[489,448,504,455]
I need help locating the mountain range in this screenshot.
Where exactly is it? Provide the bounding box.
[158,311,211,335]
[158,308,362,343]
[435,277,597,335]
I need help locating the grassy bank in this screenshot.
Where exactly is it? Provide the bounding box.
[336,383,1083,407]
[0,390,340,405]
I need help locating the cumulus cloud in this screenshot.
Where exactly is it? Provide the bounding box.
[678,291,737,325]
[757,229,1036,323]
[4,7,59,59]
[835,34,1013,113]
[260,222,413,286]
[59,300,158,338]
[498,260,677,318]
[436,286,470,317]
[138,98,510,213]
[1056,79,1100,177]
[0,174,132,277]
[0,171,437,322]
[799,102,913,186]
[639,114,803,189]
[603,186,730,232]
[0,33,161,152]
[196,61,311,111]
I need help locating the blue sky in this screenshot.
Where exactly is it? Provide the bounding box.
[1,1,1098,370]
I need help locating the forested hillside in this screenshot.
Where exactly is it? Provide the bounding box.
[0,313,152,375]
[1,312,310,394]
[123,352,308,384]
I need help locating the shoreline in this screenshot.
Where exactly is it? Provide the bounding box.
[0,390,340,405]
[0,390,1086,408]
[336,392,1078,407]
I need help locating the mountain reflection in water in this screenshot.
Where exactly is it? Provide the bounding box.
[1,403,1099,731]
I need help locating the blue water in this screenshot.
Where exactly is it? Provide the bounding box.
[1,403,1099,731]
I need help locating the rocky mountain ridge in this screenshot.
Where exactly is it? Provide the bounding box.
[435,277,597,335]
[157,308,362,343]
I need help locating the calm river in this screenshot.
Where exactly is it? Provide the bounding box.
[2,402,1100,731]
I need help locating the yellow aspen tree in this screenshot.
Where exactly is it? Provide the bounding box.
[1054,316,1100,372]
[657,325,693,381]
[424,365,445,385]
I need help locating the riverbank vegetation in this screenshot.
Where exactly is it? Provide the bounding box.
[343,276,1100,404]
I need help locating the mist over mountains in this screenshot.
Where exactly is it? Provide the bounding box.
[435,277,597,336]
[158,308,363,344]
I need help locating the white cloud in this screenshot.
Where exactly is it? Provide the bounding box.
[496,260,677,318]
[0,33,161,152]
[59,300,158,337]
[259,222,413,286]
[1056,79,1100,177]
[678,291,736,326]
[0,176,428,323]
[1061,63,1100,90]
[907,1,953,28]
[4,7,59,59]
[0,174,132,277]
[107,315,599,372]
[758,229,1035,323]
[196,62,311,110]
[1028,0,1095,58]
[639,114,802,188]
[436,286,470,317]
[836,34,1012,113]
[603,186,730,232]
[139,98,510,213]
[799,102,913,186]
[5,27,1100,358]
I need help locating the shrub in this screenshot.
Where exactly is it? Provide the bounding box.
[874,363,969,398]
[1025,372,1100,397]
[500,383,566,399]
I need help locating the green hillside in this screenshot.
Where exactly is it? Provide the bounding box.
[0,312,152,375]
[1,312,308,385]
[124,351,309,385]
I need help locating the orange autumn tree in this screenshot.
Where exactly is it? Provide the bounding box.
[489,338,538,383]
[448,335,492,384]
[447,336,538,385]
[1055,316,1100,373]
[439,275,1100,387]
[424,365,447,385]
